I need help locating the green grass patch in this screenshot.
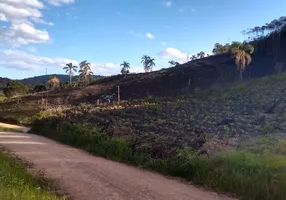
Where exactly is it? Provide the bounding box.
[31,117,286,200]
[0,150,65,200]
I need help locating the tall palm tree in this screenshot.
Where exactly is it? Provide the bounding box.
[78,60,93,84]
[197,51,205,59]
[120,61,130,77]
[230,42,254,81]
[63,63,77,84]
[141,55,155,72]
[47,75,60,90]
[79,60,91,70]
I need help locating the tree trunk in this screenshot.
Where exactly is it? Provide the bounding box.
[240,70,243,81]
[69,70,72,84]
[117,85,120,105]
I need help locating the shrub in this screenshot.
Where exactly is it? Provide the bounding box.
[3,81,29,98]
[33,84,48,93]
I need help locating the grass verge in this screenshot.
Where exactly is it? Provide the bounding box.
[31,117,286,200]
[0,149,65,200]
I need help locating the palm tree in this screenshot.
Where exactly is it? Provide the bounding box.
[120,61,130,77]
[47,75,60,90]
[168,60,180,67]
[78,60,93,84]
[230,42,254,81]
[141,55,155,72]
[63,63,77,84]
[197,51,205,59]
[79,67,93,84]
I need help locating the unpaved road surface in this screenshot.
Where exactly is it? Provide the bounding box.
[0,131,236,200]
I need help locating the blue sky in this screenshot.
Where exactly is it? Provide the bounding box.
[0,0,286,79]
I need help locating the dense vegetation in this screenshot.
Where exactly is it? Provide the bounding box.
[3,81,29,98]
[0,150,64,200]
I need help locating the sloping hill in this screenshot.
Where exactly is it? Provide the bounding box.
[13,52,281,105]
[18,74,103,85]
[0,77,11,90]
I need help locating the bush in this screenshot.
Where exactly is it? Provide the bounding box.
[33,84,48,93]
[3,81,29,98]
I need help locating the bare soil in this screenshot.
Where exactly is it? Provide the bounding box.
[0,131,236,200]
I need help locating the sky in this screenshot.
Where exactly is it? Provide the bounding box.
[0,0,286,79]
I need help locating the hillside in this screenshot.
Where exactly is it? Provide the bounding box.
[18,74,103,85]
[0,77,10,90]
[9,51,281,106]
[0,74,103,90]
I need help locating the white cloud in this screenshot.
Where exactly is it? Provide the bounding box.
[0,49,78,71]
[162,42,166,46]
[91,62,143,76]
[146,33,154,39]
[159,48,213,63]
[164,1,172,7]
[0,49,144,75]
[158,48,188,63]
[0,0,72,46]
[28,46,37,52]
[46,0,74,6]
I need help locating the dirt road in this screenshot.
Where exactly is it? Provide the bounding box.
[0,131,236,200]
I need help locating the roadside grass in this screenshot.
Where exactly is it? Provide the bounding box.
[31,117,286,200]
[0,150,65,200]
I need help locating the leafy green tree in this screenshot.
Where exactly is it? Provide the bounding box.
[63,63,77,84]
[212,43,230,55]
[47,75,60,89]
[168,60,180,67]
[3,81,29,98]
[230,41,254,81]
[120,61,130,77]
[197,51,205,59]
[141,55,155,72]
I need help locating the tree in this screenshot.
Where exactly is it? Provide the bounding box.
[141,55,155,72]
[63,63,77,84]
[33,84,47,93]
[3,81,29,98]
[197,51,205,59]
[168,60,180,67]
[230,41,254,81]
[120,61,130,77]
[191,55,197,61]
[79,61,93,84]
[47,75,60,89]
[212,43,230,55]
[79,60,91,70]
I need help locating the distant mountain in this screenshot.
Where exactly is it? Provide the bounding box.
[0,74,104,89]
[0,77,10,90]
[18,74,103,85]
